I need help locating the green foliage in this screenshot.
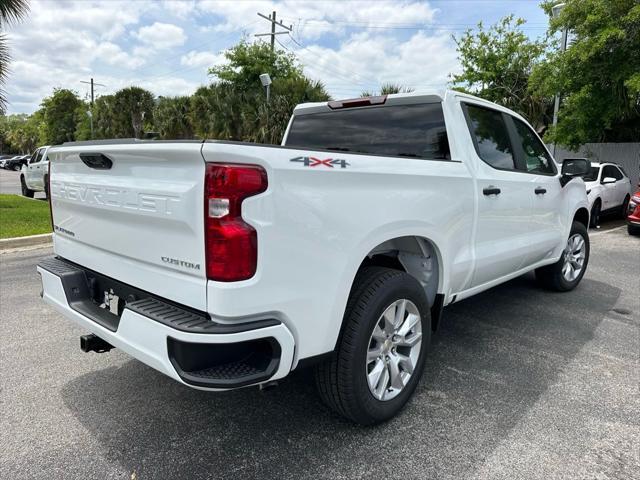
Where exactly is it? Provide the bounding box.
[112,86,155,138]
[0,194,52,239]
[209,40,301,88]
[361,84,415,97]
[1,0,30,114]
[7,40,328,146]
[0,112,43,153]
[530,0,640,147]
[74,103,92,141]
[451,16,551,129]
[195,42,329,144]
[192,73,329,144]
[93,95,117,139]
[154,96,194,139]
[40,89,84,144]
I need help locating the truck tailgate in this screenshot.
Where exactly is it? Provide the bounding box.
[48,142,207,310]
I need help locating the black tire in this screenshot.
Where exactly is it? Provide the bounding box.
[590,200,601,228]
[628,224,640,236]
[535,221,590,292]
[315,267,431,425]
[13,164,21,171]
[620,195,630,219]
[20,176,34,198]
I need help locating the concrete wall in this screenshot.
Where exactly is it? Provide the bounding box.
[550,143,640,187]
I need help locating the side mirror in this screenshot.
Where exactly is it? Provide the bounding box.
[601,177,616,185]
[560,158,590,187]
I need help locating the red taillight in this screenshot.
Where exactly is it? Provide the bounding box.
[204,163,267,281]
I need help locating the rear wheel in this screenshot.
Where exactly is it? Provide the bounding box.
[590,200,601,228]
[12,164,21,171]
[20,176,34,198]
[315,267,431,425]
[535,221,589,291]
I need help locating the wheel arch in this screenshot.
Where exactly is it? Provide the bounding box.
[574,206,590,229]
[338,234,446,340]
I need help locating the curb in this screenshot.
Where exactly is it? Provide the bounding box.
[0,233,52,251]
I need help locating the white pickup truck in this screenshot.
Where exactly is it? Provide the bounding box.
[38,90,591,424]
[21,145,51,198]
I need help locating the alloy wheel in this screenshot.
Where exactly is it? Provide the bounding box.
[366,299,422,401]
[562,233,586,282]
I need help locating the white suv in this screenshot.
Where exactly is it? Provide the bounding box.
[582,162,632,227]
[20,145,51,198]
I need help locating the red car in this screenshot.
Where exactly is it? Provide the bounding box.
[627,190,640,235]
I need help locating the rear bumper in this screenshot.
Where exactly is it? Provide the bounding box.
[37,257,295,390]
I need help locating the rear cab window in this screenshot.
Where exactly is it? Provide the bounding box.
[284,102,451,160]
[463,104,516,170]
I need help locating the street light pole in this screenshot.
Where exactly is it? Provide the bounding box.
[551,3,567,158]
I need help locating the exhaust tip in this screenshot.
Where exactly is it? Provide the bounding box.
[80,334,114,353]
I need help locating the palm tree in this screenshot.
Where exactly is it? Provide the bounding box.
[361,83,415,97]
[0,0,30,114]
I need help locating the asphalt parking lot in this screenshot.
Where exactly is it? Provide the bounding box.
[0,168,46,198]
[1,227,638,479]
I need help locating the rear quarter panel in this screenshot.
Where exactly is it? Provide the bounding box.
[202,142,475,361]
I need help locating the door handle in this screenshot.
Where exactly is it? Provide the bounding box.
[535,187,547,195]
[483,186,501,196]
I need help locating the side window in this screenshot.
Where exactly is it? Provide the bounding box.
[512,118,556,174]
[465,104,515,170]
[602,165,621,181]
[29,150,39,164]
[33,150,43,164]
[612,166,623,180]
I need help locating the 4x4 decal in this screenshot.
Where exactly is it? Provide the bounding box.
[290,156,350,168]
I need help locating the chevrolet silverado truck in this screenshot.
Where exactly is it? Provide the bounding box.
[21,145,51,197]
[38,90,591,425]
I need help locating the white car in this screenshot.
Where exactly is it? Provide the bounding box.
[38,90,591,424]
[582,162,632,227]
[20,145,51,198]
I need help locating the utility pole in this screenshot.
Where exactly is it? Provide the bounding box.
[255,11,292,51]
[80,78,106,139]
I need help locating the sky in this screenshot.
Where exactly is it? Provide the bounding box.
[4,0,551,114]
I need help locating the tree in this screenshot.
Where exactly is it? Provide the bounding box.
[451,16,551,129]
[112,87,155,138]
[93,95,117,139]
[40,88,83,144]
[209,40,301,89]
[530,0,640,147]
[0,0,30,114]
[197,41,330,144]
[1,112,43,153]
[154,96,194,139]
[361,83,414,97]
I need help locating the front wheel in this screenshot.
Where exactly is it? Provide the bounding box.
[315,267,431,425]
[535,221,590,291]
[20,176,34,198]
[590,200,601,228]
